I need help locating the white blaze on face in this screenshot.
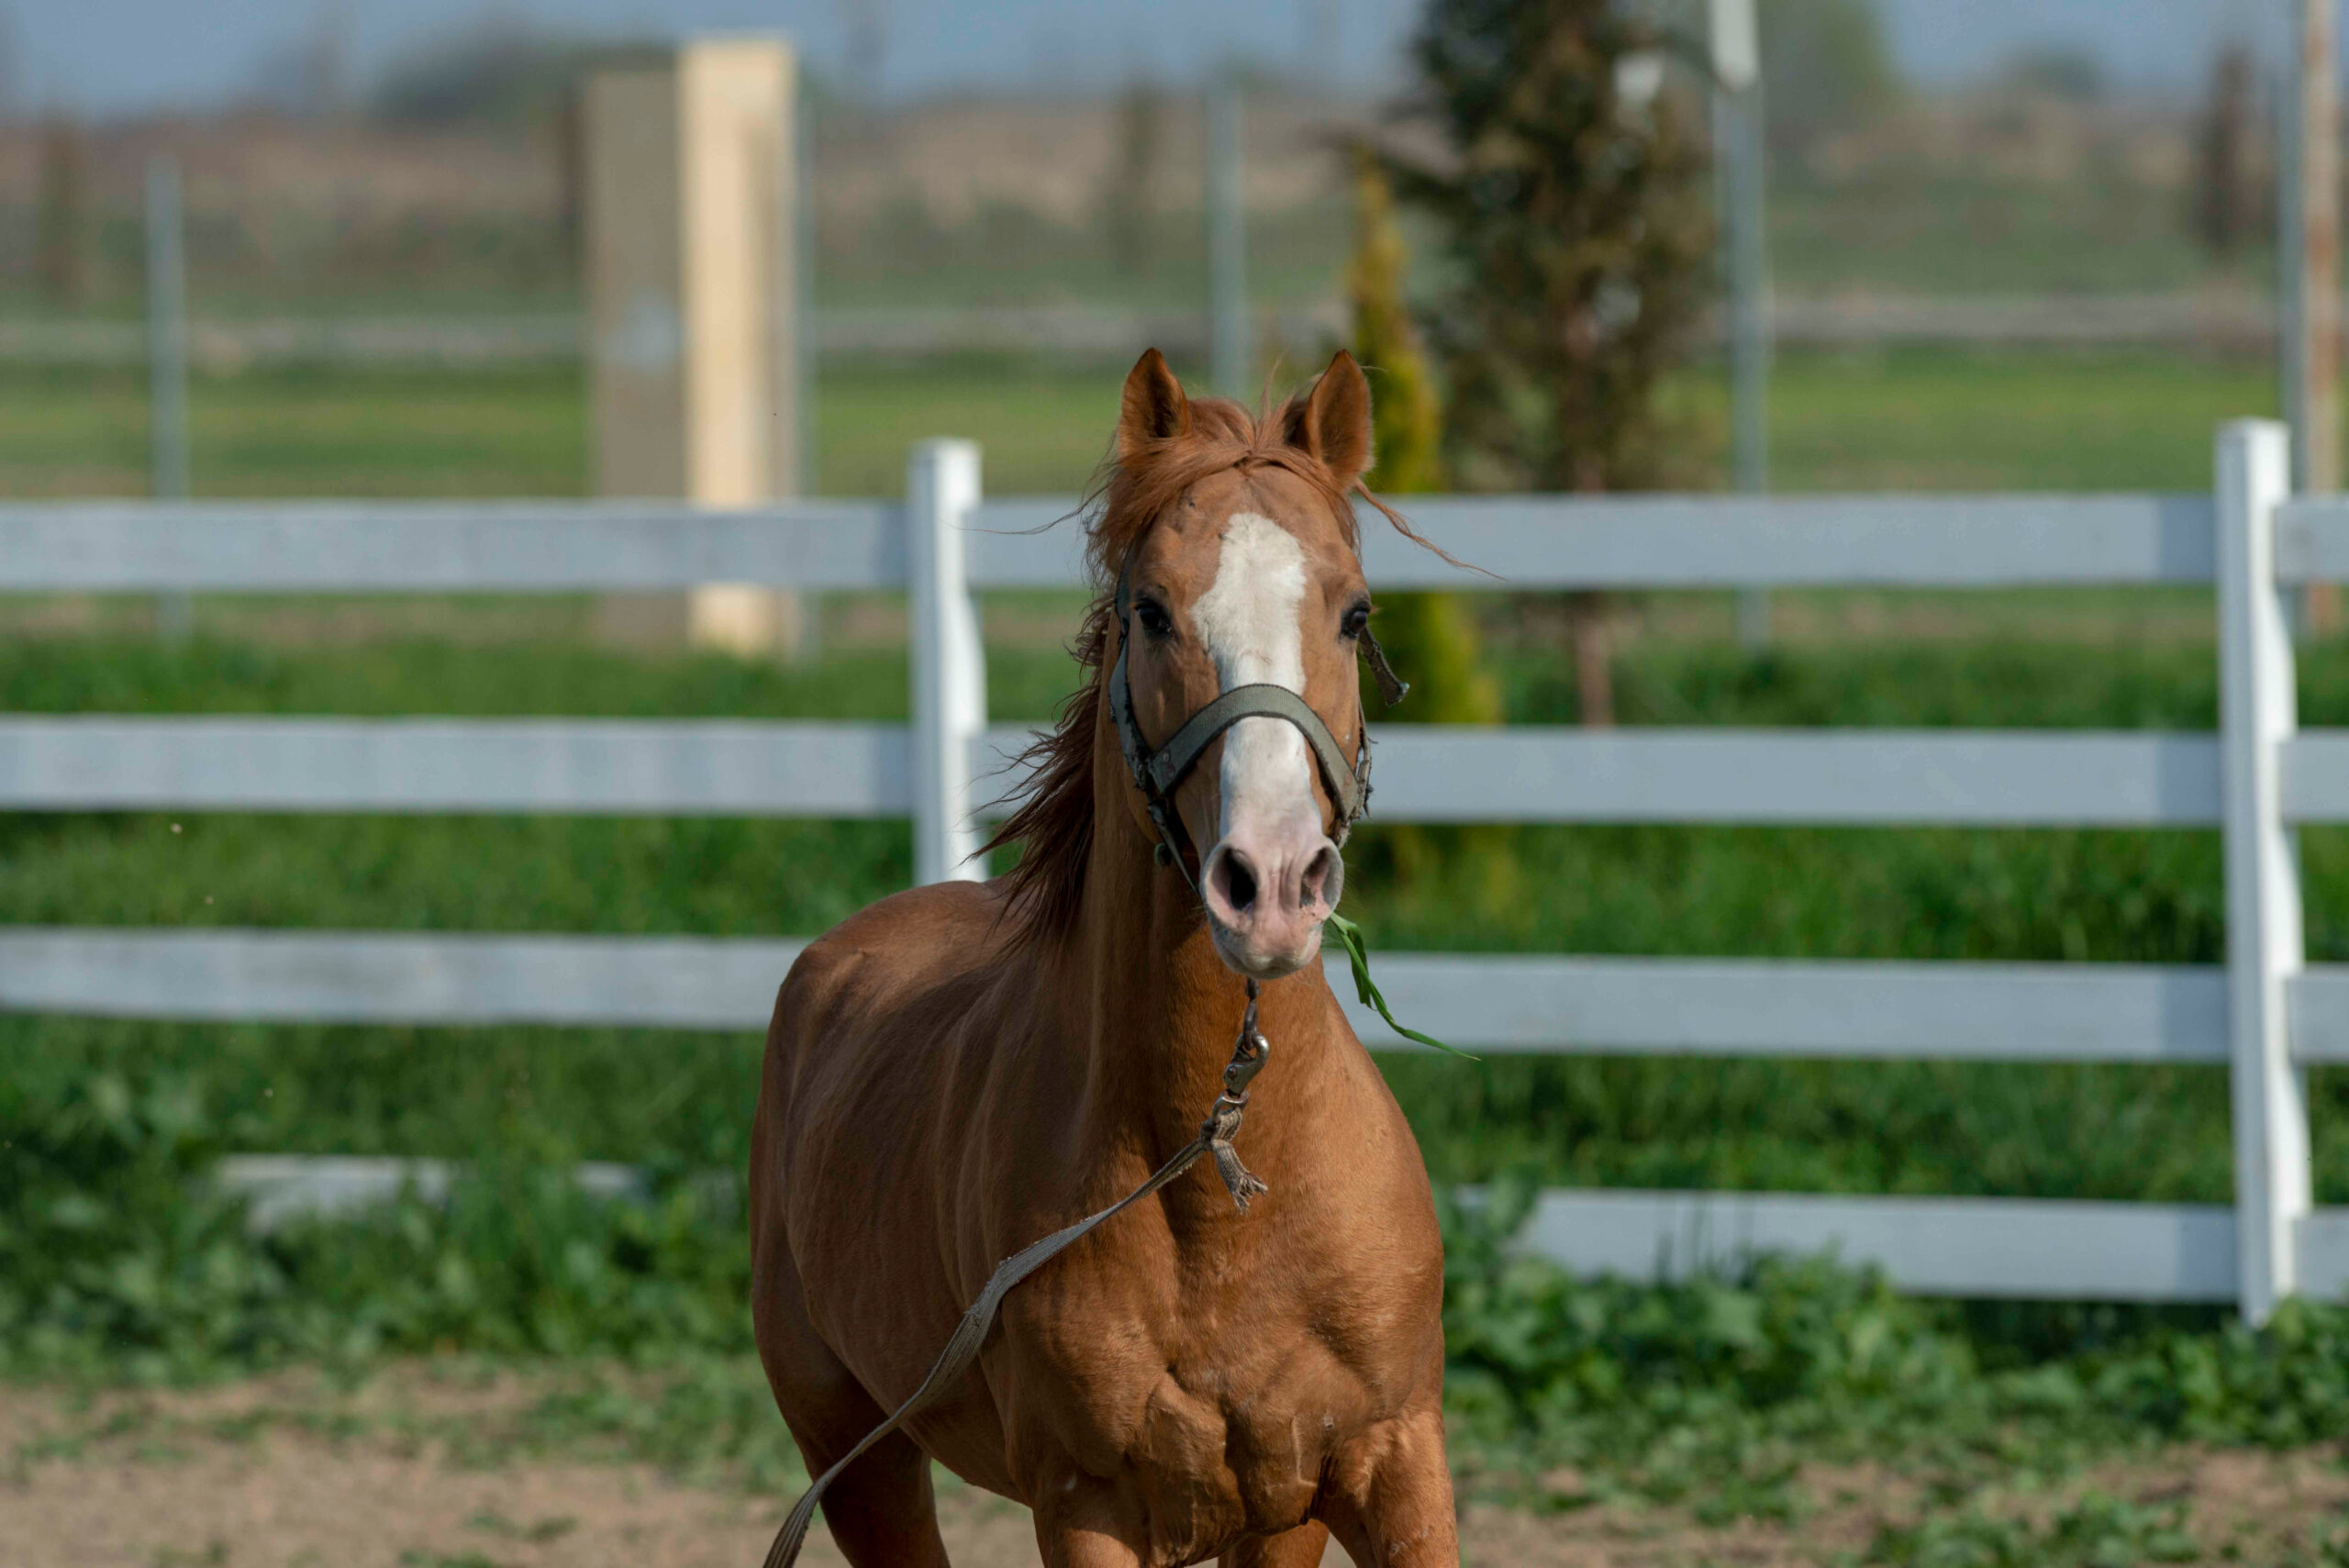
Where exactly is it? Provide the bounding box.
[1192,511,1314,841]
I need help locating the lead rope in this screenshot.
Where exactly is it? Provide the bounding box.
[761,980,1271,1568]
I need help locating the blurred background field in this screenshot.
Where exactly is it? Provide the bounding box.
[17,1,2349,1562]
[0,347,2289,499]
[0,0,2310,1382]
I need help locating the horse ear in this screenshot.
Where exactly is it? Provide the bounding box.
[1282,350,1375,491]
[1117,348,1192,463]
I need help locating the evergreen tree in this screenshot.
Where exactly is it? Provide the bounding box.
[1388,0,1712,725]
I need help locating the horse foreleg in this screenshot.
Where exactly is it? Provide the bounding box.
[1225,1519,1336,1566]
[1031,1477,1148,1568]
[801,1427,955,1568]
[1320,1408,1458,1567]
[753,1228,952,1566]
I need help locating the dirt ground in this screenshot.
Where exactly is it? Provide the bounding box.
[6,1368,2349,1568]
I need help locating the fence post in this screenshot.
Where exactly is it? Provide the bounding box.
[1708,0,1772,651]
[2217,417,2309,1325]
[145,154,191,643]
[907,439,988,885]
[1207,70,1251,398]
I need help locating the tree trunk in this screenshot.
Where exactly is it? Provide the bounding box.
[1569,590,1613,728]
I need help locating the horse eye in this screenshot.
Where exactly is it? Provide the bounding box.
[1136,598,1174,638]
[1341,603,1371,640]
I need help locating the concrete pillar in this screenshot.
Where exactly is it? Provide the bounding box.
[584,39,806,656]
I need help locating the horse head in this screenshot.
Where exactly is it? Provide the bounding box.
[1103,347,1378,978]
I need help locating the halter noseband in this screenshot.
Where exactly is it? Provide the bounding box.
[1106,551,1409,889]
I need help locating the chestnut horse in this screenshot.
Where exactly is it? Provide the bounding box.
[750,349,1456,1567]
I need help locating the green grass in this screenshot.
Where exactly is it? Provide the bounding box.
[22,1070,2349,1558]
[0,155,2259,323]
[0,634,1072,722]
[810,199,1358,314]
[814,356,1128,496]
[0,346,2289,502]
[1750,349,2277,493]
[0,156,2336,1547]
[0,338,2332,1520]
[18,628,2349,1210]
[1765,172,2263,298]
[833,172,2269,307]
[0,364,584,500]
[13,631,2349,1540]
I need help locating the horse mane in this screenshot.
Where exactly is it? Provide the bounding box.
[981,386,1436,944]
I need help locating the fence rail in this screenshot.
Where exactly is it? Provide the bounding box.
[2,493,2217,594]
[0,717,2239,827]
[0,501,903,592]
[1516,1190,2243,1302]
[0,927,2251,1064]
[2,420,2337,1318]
[0,717,911,816]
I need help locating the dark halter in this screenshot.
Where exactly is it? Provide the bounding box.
[1106,552,1409,889]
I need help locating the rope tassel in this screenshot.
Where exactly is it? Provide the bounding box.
[1208,1123,1268,1212]
[1203,980,1270,1210]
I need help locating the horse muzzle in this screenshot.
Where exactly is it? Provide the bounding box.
[1200,819,1344,979]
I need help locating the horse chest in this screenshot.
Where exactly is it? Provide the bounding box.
[1007,1284,1377,1548]
[1068,1350,1341,1551]
[1004,1175,1433,1459]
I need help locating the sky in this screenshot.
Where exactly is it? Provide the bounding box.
[0,0,2313,119]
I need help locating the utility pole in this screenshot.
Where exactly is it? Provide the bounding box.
[1207,69,1252,398]
[146,154,191,643]
[1711,0,1771,648]
[2285,0,2342,632]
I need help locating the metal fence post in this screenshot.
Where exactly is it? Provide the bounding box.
[145,154,191,642]
[1709,0,1772,651]
[2217,417,2309,1324]
[1207,71,1251,398]
[907,439,987,884]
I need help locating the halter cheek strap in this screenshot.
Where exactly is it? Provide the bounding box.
[1107,557,1406,889]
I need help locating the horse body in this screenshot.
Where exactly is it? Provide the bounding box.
[751,351,1459,1567]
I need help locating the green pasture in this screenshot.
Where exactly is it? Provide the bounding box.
[0,162,2257,318]
[14,628,2349,1208]
[20,628,2349,1548]
[0,345,2285,501]
[1765,172,2264,298]
[6,340,2346,1550]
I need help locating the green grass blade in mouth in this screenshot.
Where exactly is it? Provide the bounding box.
[1325,912,1478,1061]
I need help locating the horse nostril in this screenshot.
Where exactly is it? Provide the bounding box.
[1299,844,1341,910]
[1219,851,1260,913]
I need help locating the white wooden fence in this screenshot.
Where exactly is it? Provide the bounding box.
[2,420,2343,1320]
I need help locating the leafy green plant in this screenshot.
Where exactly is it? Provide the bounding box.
[0,1067,279,1379]
[0,1062,749,1377]
[1864,1495,2199,1568]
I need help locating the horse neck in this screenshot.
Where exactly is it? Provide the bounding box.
[1052,701,1338,1173]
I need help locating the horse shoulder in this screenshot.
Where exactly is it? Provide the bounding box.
[755,880,1026,1377]
[765,880,1008,1081]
